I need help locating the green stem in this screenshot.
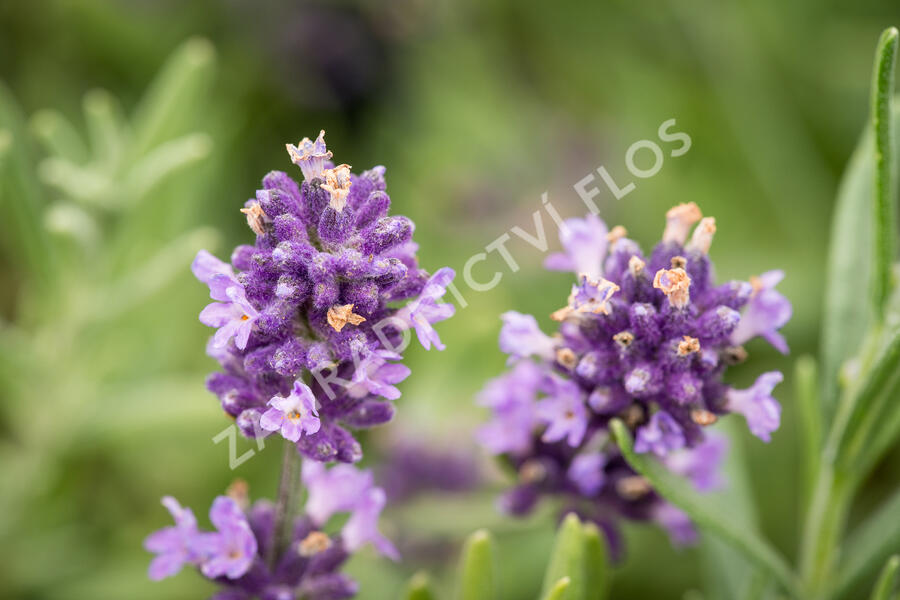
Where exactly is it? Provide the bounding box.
[800,463,852,598]
[268,438,303,569]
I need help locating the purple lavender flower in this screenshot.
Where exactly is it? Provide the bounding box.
[347,349,411,400]
[634,411,686,457]
[477,203,790,552]
[341,487,399,560]
[536,376,589,446]
[146,481,392,598]
[730,270,792,353]
[194,132,454,463]
[200,497,258,580]
[143,497,202,581]
[260,380,321,442]
[302,461,398,559]
[476,360,542,455]
[498,311,555,362]
[543,213,608,278]
[726,371,784,442]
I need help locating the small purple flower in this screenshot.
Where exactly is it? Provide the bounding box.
[568,452,607,496]
[144,496,202,581]
[260,380,321,442]
[286,129,332,181]
[303,460,374,524]
[653,503,697,547]
[200,497,258,580]
[341,487,399,560]
[536,377,588,447]
[634,411,685,457]
[664,434,727,492]
[347,349,411,400]
[192,249,237,284]
[198,278,260,350]
[499,311,555,362]
[544,213,609,278]
[476,361,542,455]
[730,270,792,353]
[397,267,456,351]
[726,371,784,442]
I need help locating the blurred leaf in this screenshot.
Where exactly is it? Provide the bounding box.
[609,419,798,596]
[541,577,571,600]
[833,491,900,599]
[456,529,497,600]
[699,422,762,600]
[833,326,900,471]
[403,572,437,600]
[123,132,212,203]
[869,27,899,320]
[820,88,900,419]
[869,556,900,600]
[794,356,822,509]
[541,513,585,600]
[0,81,57,292]
[83,89,125,172]
[581,522,608,600]
[30,109,88,164]
[130,37,216,158]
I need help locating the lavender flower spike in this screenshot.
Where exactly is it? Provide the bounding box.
[342,487,400,560]
[193,134,453,463]
[477,203,790,552]
[260,379,321,442]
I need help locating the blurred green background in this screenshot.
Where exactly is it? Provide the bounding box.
[1,1,899,598]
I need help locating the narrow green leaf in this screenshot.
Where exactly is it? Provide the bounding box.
[870,27,899,320]
[30,109,88,163]
[581,522,608,600]
[123,132,212,204]
[542,577,571,600]
[0,82,57,292]
[541,513,585,600]
[404,571,437,600]
[609,419,798,596]
[795,355,822,509]
[870,556,900,600]
[833,326,900,470]
[699,421,762,600]
[83,89,125,171]
[457,529,497,600]
[130,37,216,158]
[833,492,900,599]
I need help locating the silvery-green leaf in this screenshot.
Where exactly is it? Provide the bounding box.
[541,513,585,600]
[582,522,608,600]
[869,27,899,320]
[609,419,798,596]
[541,577,571,600]
[869,556,900,600]
[833,492,900,599]
[457,529,497,600]
[403,572,437,600]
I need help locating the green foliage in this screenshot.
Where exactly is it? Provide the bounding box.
[407,516,607,600]
[609,420,798,596]
[457,530,497,600]
[869,556,900,600]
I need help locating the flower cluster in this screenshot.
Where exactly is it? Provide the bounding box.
[477,204,791,550]
[145,462,396,599]
[195,131,454,462]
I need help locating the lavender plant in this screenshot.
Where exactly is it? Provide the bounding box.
[463,26,900,600]
[145,132,455,598]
